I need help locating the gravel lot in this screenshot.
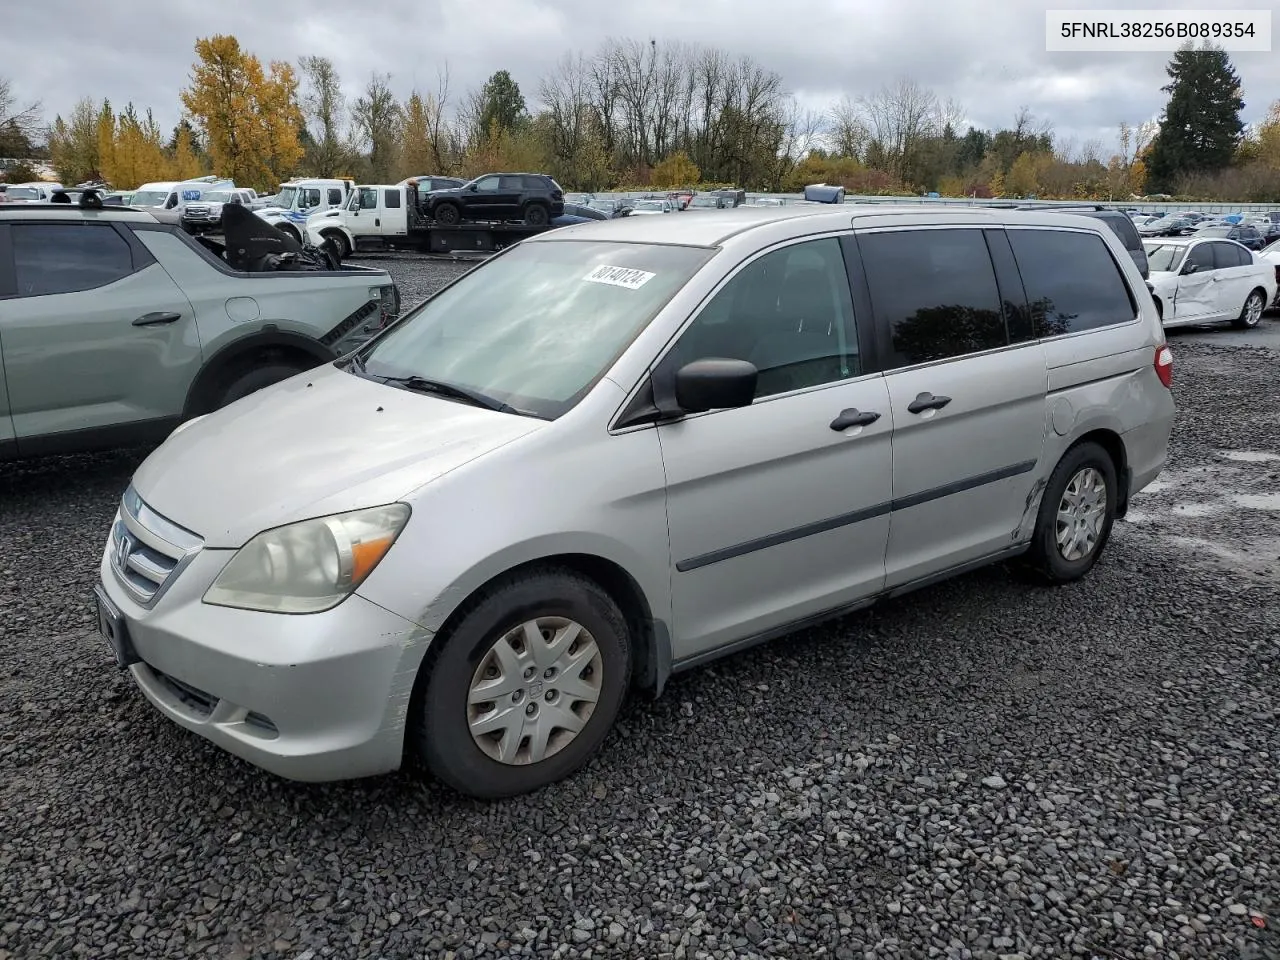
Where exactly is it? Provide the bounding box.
[2,258,1278,960]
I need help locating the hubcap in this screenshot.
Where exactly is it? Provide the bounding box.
[467,617,602,765]
[1056,466,1107,562]
[1245,294,1263,326]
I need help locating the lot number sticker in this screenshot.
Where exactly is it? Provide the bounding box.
[584,264,655,290]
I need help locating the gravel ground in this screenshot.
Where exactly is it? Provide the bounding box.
[1,263,1278,959]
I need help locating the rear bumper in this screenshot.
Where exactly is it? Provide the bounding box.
[1124,410,1175,497]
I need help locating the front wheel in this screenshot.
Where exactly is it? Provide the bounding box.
[414,569,630,799]
[434,202,461,226]
[1233,289,1266,329]
[1020,441,1118,584]
[320,230,350,260]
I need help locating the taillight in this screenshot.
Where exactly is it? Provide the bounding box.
[1154,344,1173,388]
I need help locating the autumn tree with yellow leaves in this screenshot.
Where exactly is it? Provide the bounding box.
[180,35,304,189]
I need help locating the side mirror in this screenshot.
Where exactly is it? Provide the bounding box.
[1181,262,1198,275]
[468,183,478,192]
[674,358,757,413]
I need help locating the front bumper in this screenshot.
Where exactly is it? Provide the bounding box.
[98,533,432,782]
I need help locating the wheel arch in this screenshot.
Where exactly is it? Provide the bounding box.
[183,329,335,417]
[407,551,671,719]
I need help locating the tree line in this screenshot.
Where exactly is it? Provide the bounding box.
[2,37,1277,202]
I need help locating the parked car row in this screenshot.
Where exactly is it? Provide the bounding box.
[85,202,1182,802]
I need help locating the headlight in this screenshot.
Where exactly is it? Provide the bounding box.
[203,504,410,614]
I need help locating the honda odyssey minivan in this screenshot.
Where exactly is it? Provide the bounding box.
[96,206,1176,799]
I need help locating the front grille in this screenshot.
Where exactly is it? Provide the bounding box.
[109,486,203,607]
[185,204,211,217]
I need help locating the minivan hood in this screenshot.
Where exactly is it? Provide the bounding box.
[131,366,543,548]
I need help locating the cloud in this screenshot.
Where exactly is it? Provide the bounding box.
[2,0,1274,157]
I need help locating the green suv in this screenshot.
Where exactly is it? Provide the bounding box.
[0,201,399,460]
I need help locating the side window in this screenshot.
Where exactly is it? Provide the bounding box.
[665,237,860,400]
[13,223,135,297]
[1186,243,1215,273]
[500,176,526,190]
[522,176,546,190]
[327,188,342,205]
[358,187,378,209]
[164,192,179,209]
[1008,229,1136,336]
[383,189,402,209]
[1210,242,1239,269]
[860,228,1006,366]
[475,177,500,192]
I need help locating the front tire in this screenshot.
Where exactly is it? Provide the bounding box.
[414,569,630,799]
[1233,289,1266,329]
[320,230,350,260]
[1021,441,1118,584]
[434,202,461,226]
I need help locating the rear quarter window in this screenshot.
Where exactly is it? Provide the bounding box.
[1008,228,1137,336]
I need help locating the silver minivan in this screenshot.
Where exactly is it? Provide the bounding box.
[95,206,1176,799]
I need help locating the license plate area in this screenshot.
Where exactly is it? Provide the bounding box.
[94,585,139,669]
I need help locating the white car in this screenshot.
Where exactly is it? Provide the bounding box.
[627,199,675,215]
[1259,239,1280,306]
[1143,237,1276,329]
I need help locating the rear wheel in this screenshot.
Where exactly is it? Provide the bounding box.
[413,569,630,799]
[524,203,550,227]
[434,202,461,226]
[1021,441,1118,584]
[1233,289,1266,329]
[215,362,308,409]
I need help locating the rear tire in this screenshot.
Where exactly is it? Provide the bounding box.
[524,203,550,227]
[215,363,308,409]
[1232,289,1266,329]
[413,569,631,799]
[1020,441,1118,584]
[434,202,461,226]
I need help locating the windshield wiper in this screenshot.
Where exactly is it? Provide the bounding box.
[380,375,518,414]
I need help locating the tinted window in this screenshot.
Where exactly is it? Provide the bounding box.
[1008,229,1136,336]
[13,223,135,297]
[860,229,1005,366]
[500,176,526,190]
[384,189,401,209]
[523,176,548,190]
[475,177,500,192]
[667,237,860,399]
[1186,243,1215,272]
[1089,212,1140,251]
[327,188,342,205]
[1210,242,1244,269]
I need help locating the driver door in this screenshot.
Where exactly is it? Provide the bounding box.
[466,176,502,219]
[1173,242,1218,321]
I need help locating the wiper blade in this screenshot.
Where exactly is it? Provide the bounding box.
[381,375,518,413]
[338,352,367,373]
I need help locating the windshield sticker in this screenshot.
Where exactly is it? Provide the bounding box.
[584,264,655,290]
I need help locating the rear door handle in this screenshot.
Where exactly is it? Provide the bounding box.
[829,408,881,431]
[907,392,952,414]
[132,311,182,326]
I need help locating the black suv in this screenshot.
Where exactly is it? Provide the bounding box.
[425,173,564,227]
[1016,204,1148,279]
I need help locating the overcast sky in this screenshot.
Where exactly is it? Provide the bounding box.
[2,0,1275,156]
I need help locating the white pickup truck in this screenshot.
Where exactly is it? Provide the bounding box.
[306,178,464,258]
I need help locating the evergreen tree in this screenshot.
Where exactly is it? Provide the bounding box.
[1146,42,1244,193]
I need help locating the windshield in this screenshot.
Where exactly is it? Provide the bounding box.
[201,191,232,203]
[5,187,38,200]
[275,186,297,209]
[130,190,169,208]
[1143,243,1186,272]
[357,240,715,419]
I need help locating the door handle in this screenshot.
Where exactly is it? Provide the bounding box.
[829,408,881,431]
[132,312,182,326]
[907,392,952,414]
